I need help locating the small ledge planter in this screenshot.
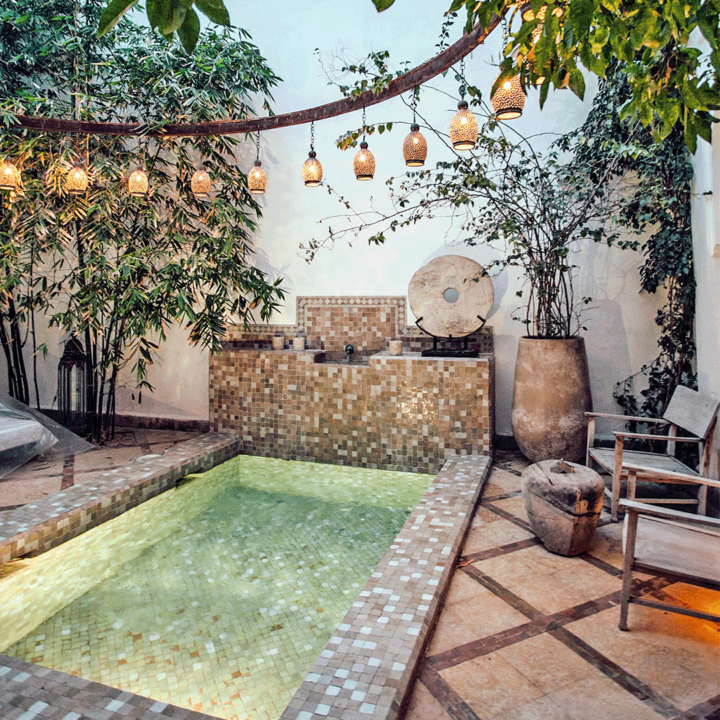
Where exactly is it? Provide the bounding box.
[511,337,592,463]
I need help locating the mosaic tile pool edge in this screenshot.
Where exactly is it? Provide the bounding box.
[279,454,491,720]
[0,433,241,566]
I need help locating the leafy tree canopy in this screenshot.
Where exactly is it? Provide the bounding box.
[99,0,720,153]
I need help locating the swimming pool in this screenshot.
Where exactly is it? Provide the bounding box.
[0,455,431,720]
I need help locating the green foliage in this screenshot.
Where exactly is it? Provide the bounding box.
[560,61,696,421]
[0,0,284,440]
[98,0,229,52]
[449,0,720,152]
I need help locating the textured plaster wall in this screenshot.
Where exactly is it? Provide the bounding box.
[691,118,720,479]
[6,0,663,433]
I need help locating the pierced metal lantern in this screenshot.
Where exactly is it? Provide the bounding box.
[302,151,323,187]
[58,333,87,432]
[403,124,428,167]
[0,160,20,191]
[491,74,526,120]
[128,168,149,197]
[353,142,375,181]
[66,165,89,195]
[248,160,267,194]
[449,100,478,151]
[191,168,211,198]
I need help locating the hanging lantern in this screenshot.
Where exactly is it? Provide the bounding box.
[248,161,267,194]
[403,124,427,167]
[0,159,20,192]
[492,74,526,120]
[248,132,267,195]
[128,168,149,197]
[302,121,323,187]
[191,168,211,198]
[66,165,89,195]
[449,100,478,151]
[353,142,375,181]
[302,151,323,187]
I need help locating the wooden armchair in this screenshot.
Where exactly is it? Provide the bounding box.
[619,499,720,631]
[586,386,719,522]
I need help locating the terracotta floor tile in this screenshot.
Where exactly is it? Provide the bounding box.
[496,633,595,694]
[494,694,576,720]
[427,586,528,656]
[483,468,522,497]
[443,570,492,605]
[462,507,535,554]
[403,680,452,720]
[567,594,720,711]
[0,475,61,507]
[476,545,622,615]
[489,495,530,523]
[439,652,544,718]
[545,672,667,720]
[586,521,624,569]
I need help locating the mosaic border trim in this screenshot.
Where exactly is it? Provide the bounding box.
[280,454,491,720]
[224,295,492,344]
[0,433,240,566]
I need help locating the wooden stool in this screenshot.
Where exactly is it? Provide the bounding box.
[521,459,605,556]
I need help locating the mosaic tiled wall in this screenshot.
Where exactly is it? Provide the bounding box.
[223,296,494,357]
[210,350,493,474]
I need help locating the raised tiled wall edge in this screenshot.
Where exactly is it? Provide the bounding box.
[0,433,240,566]
[279,454,492,720]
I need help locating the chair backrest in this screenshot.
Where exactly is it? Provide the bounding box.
[663,385,719,439]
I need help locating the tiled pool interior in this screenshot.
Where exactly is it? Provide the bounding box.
[1,455,431,720]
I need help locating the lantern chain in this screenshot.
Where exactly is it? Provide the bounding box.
[362,107,366,142]
[255,131,260,161]
[411,92,418,124]
[310,121,315,152]
[459,57,466,101]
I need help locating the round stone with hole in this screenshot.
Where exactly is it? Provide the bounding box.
[408,255,493,338]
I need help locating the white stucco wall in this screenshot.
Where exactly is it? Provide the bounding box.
[6,0,665,433]
[691,118,720,479]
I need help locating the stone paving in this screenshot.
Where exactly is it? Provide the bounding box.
[403,451,720,720]
[0,429,205,513]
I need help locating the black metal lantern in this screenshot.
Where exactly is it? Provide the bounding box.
[58,333,87,432]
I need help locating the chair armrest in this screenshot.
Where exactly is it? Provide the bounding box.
[613,431,701,443]
[621,462,720,487]
[620,499,720,529]
[585,412,668,424]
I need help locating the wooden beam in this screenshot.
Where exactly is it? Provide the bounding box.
[10,19,500,138]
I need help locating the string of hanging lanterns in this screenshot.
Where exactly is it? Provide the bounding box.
[0,30,538,202]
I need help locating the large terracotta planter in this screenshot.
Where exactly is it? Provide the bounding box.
[511,337,592,463]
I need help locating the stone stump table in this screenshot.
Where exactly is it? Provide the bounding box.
[521,459,605,556]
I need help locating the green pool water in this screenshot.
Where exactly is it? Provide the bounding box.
[1,455,431,720]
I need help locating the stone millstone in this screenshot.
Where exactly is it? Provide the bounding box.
[408,255,493,338]
[521,459,605,556]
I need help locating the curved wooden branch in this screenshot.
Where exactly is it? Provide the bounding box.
[11,18,499,138]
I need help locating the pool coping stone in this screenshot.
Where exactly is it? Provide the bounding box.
[280,453,491,720]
